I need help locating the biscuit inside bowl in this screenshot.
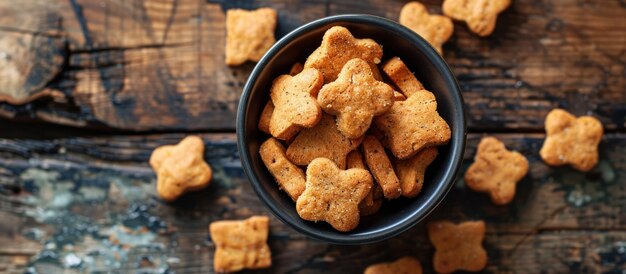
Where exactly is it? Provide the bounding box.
[237,14,466,244]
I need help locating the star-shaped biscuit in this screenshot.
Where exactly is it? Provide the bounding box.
[209,216,272,273]
[465,137,528,205]
[373,90,451,159]
[225,8,277,65]
[427,220,488,273]
[394,147,438,198]
[442,0,511,37]
[296,158,372,232]
[269,68,324,140]
[399,2,454,54]
[364,256,423,274]
[539,109,603,172]
[286,114,364,169]
[318,58,394,138]
[304,26,383,83]
[149,136,212,201]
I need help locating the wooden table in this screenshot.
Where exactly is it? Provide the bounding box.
[0,0,624,273]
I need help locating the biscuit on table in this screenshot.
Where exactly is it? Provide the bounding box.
[364,256,423,274]
[394,146,438,198]
[304,26,383,83]
[399,2,454,54]
[382,57,425,98]
[374,90,451,159]
[347,150,383,216]
[260,138,306,201]
[296,158,372,232]
[286,114,364,169]
[149,136,212,201]
[427,220,488,273]
[442,0,511,37]
[362,135,402,199]
[318,58,395,138]
[225,8,277,65]
[465,137,528,205]
[539,108,603,172]
[209,216,271,273]
[269,68,324,140]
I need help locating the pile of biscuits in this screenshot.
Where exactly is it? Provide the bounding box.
[257,25,451,232]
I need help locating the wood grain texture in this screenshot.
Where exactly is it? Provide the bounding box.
[0,0,624,131]
[0,133,623,273]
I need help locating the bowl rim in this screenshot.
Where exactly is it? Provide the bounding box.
[236,14,467,244]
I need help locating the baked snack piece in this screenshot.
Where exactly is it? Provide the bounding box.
[260,138,306,201]
[374,90,451,159]
[304,26,383,83]
[364,256,423,274]
[362,135,402,199]
[539,109,603,172]
[225,8,277,65]
[465,137,528,205]
[399,2,454,54]
[286,114,364,169]
[347,150,383,216]
[296,158,372,232]
[442,0,511,37]
[258,101,274,134]
[318,58,394,138]
[269,68,324,140]
[427,220,487,273]
[289,62,304,76]
[382,57,425,98]
[393,91,407,101]
[394,147,438,198]
[209,216,272,273]
[149,136,212,201]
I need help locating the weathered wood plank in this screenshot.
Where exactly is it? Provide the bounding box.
[0,133,623,273]
[0,0,624,131]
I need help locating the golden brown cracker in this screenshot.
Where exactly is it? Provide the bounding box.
[465,137,528,205]
[347,150,382,216]
[442,0,511,37]
[269,68,324,140]
[318,58,395,138]
[209,216,271,273]
[286,114,364,169]
[428,220,488,273]
[149,136,212,202]
[374,90,451,159]
[289,62,304,76]
[364,256,423,274]
[260,138,306,201]
[296,158,372,232]
[393,91,407,101]
[225,8,277,65]
[258,101,274,134]
[304,26,383,83]
[382,57,425,98]
[539,109,603,172]
[394,147,438,198]
[399,2,454,54]
[362,135,402,199]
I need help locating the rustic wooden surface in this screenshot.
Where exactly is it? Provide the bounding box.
[0,0,625,273]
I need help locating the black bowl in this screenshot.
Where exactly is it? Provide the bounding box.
[237,14,466,244]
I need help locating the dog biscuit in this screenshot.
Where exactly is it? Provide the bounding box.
[226,8,277,65]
